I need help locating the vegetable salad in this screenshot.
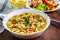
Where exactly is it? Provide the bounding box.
[29,0,59,11]
[6,12,46,34]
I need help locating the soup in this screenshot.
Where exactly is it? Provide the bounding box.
[6,12,47,34]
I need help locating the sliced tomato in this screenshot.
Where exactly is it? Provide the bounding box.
[20,14,23,17]
[38,19,42,22]
[28,27,32,29]
[11,20,17,24]
[20,29,24,32]
[29,29,33,32]
[42,0,48,4]
[48,4,53,10]
[49,7,53,10]
[11,20,14,24]
[33,24,37,26]
[32,15,35,18]
[28,27,33,32]
[12,26,16,28]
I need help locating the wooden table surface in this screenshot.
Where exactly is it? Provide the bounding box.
[0,9,60,40]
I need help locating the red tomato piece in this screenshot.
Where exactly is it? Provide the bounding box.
[32,15,35,18]
[29,29,33,32]
[11,20,17,24]
[48,4,53,7]
[12,26,16,28]
[20,14,23,16]
[33,24,37,26]
[28,27,32,29]
[38,19,42,22]
[48,4,53,10]
[28,28,33,32]
[20,29,24,32]
[50,7,53,10]
[42,0,47,4]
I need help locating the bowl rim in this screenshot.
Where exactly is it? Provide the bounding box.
[3,9,50,36]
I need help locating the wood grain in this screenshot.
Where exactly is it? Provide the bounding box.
[0,9,60,40]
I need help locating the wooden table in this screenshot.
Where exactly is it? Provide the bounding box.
[0,9,60,40]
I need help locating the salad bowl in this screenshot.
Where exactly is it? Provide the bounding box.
[26,0,60,12]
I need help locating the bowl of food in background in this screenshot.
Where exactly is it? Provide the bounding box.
[9,0,26,9]
[26,0,60,12]
[3,9,50,39]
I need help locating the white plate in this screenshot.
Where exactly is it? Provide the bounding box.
[26,0,60,12]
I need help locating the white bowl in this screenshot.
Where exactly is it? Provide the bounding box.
[26,0,60,12]
[3,9,50,39]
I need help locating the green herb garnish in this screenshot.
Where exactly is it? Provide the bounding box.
[24,27,28,30]
[35,15,40,20]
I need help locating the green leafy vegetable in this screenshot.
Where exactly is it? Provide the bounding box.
[24,27,28,30]
[22,16,30,24]
[34,2,45,11]
[35,15,40,20]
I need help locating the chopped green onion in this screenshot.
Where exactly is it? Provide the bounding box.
[35,15,40,20]
[24,27,28,30]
